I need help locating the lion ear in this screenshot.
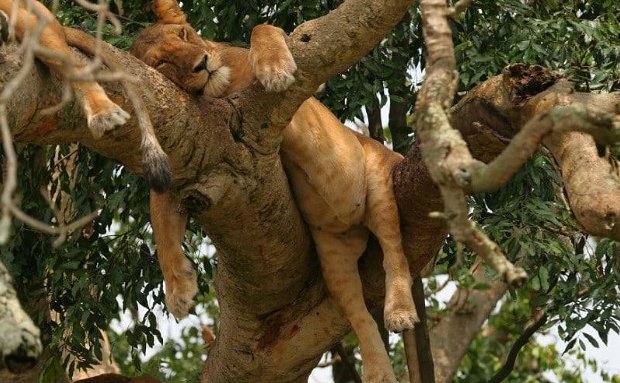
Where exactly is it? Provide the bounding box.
[152,0,187,25]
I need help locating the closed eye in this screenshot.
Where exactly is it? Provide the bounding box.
[154,60,169,69]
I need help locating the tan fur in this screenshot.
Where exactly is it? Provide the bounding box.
[0,0,129,138]
[136,1,416,381]
[0,1,171,192]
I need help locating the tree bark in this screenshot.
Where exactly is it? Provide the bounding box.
[430,263,508,383]
[0,260,42,373]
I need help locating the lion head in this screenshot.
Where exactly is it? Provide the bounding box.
[131,0,253,97]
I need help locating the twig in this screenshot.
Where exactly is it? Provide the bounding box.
[486,311,548,383]
[424,275,450,298]
[0,0,108,246]
[9,204,100,247]
[51,147,80,170]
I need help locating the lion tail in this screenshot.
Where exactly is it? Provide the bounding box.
[152,0,187,25]
[64,28,171,193]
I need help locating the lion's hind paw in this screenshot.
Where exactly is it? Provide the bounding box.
[87,103,130,139]
[384,308,418,333]
[164,260,199,319]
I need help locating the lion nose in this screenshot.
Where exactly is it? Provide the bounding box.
[193,55,208,73]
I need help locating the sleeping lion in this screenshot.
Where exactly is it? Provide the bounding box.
[0,0,170,191]
[134,1,416,381]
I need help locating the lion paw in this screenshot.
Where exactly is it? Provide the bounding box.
[505,266,527,287]
[0,10,10,45]
[250,48,297,92]
[384,307,418,332]
[164,259,199,319]
[363,367,398,383]
[87,103,130,139]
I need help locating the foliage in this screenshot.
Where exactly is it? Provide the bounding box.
[453,0,620,91]
[109,326,205,382]
[0,145,165,380]
[426,152,620,382]
[455,293,601,383]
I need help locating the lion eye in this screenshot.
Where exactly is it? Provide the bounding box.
[153,60,168,69]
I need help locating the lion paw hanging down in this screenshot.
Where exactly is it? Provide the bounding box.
[1,0,171,192]
[134,0,417,381]
[0,0,129,138]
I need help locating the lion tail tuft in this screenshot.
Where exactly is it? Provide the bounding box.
[142,138,171,193]
[0,10,10,45]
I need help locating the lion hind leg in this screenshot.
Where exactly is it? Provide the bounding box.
[77,84,130,139]
[8,1,129,138]
[249,24,297,92]
[150,191,198,318]
[313,228,397,383]
[364,152,418,332]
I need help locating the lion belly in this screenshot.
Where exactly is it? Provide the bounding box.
[281,98,367,231]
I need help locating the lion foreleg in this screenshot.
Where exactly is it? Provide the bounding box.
[249,24,297,92]
[150,191,197,318]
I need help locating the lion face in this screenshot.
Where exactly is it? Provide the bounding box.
[131,23,231,97]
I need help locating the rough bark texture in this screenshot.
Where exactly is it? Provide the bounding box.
[2,0,620,381]
[430,263,508,383]
[0,260,42,372]
[453,69,620,239]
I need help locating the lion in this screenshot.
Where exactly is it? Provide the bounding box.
[134,1,417,381]
[0,0,170,191]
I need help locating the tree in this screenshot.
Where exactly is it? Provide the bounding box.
[1,0,619,382]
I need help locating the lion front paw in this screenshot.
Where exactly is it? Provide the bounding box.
[0,10,11,45]
[250,46,297,93]
[164,258,199,319]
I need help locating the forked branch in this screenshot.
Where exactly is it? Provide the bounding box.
[415,0,620,286]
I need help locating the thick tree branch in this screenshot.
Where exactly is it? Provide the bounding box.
[430,263,509,383]
[0,260,42,372]
[469,104,620,193]
[452,67,620,240]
